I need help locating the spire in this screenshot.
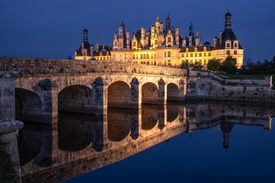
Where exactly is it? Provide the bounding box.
[166,15,171,30]
[83,28,88,42]
[157,14,159,21]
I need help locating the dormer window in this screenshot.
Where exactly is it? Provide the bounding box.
[168,37,171,42]
[227,43,230,47]
[133,42,136,46]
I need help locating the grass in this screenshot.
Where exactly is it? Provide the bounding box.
[221,74,275,90]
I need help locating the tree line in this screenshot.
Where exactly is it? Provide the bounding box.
[181,56,275,75]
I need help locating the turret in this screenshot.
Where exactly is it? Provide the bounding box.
[126,31,130,49]
[83,28,88,42]
[189,23,194,37]
[225,11,232,29]
[156,15,160,34]
[166,15,171,30]
[119,21,125,37]
[160,23,164,33]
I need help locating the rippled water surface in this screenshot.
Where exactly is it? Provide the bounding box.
[18,102,275,183]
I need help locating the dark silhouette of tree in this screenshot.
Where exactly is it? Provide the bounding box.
[220,56,237,73]
[207,58,221,72]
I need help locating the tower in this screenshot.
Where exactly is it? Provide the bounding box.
[220,123,234,149]
[166,15,171,31]
[83,28,88,42]
[225,11,232,29]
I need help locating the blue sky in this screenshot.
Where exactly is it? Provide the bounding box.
[1,0,274,63]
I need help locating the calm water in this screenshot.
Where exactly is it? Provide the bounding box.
[18,102,275,183]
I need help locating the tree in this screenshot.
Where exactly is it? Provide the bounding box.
[220,56,237,73]
[207,58,221,72]
[67,55,72,60]
[181,60,189,68]
[193,61,203,70]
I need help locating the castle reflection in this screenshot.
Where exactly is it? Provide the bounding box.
[18,102,274,183]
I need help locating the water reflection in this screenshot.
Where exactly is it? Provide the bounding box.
[17,102,274,183]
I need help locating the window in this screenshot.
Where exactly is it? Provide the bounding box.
[103,57,105,60]
[190,53,193,57]
[133,55,135,59]
[164,52,166,57]
[155,40,158,44]
[186,53,188,57]
[151,53,153,59]
[141,54,143,59]
[195,53,197,57]
[168,37,171,42]
[204,59,206,65]
[227,43,230,48]
[208,53,211,56]
[199,53,202,57]
[190,60,193,64]
[227,50,230,55]
[235,43,237,47]
[168,60,171,66]
[115,42,117,46]
[204,53,206,56]
[133,42,136,46]
[234,50,237,55]
[182,54,184,57]
[168,51,171,57]
[147,54,149,59]
[136,55,138,59]
[199,60,202,64]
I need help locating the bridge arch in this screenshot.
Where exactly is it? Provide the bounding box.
[58,85,94,114]
[142,105,159,130]
[142,82,159,105]
[108,108,132,141]
[15,88,43,121]
[167,83,179,101]
[108,81,132,108]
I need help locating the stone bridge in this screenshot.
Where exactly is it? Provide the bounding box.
[0,58,187,123]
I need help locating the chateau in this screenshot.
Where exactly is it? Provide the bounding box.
[75,12,243,67]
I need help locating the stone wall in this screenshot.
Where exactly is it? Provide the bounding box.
[0,57,187,77]
[186,70,275,103]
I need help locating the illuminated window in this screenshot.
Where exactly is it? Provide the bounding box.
[195,53,197,57]
[190,53,193,57]
[103,57,105,60]
[164,52,166,57]
[204,53,206,56]
[227,43,230,48]
[234,50,237,54]
[182,54,184,57]
[141,54,143,59]
[235,43,237,47]
[151,53,153,59]
[204,59,206,65]
[186,53,188,57]
[133,55,135,59]
[168,60,171,66]
[199,60,202,64]
[190,60,193,64]
[115,42,117,46]
[133,42,136,46]
[168,51,171,57]
[199,53,202,57]
[227,50,230,55]
[208,53,211,56]
[155,40,158,44]
[136,55,138,59]
[147,54,149,59]
[168,37,171,42]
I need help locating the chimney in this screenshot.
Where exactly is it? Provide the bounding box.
[220,31,222,44]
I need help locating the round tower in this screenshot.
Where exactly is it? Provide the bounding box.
[225,11,232,29]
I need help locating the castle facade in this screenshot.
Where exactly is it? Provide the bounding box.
[75,12,243,67]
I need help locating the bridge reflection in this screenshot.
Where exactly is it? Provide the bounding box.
[17,102,274,183]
